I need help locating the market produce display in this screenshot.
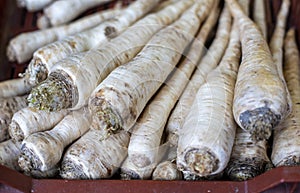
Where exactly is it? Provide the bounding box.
[18,106,91,175]
[26,0,159,88]
[0,0,299,183]
[27,0,192,112]
[177,3,240,178]
[121,1,218,180]
[165,4,231,153]
[229,0,290,141]
[253,0,267,39]
[36,0,115,28]
[8,107,69,142]
[224,0,272,182]
[271,28,300,167]
[0,95,28,142]
[7,7,122,64]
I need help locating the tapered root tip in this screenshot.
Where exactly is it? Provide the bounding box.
[6,42,18,62]
[37,15,51,29]
[225,158,268,181]
[239,107,281,141]
[179,149,219,177]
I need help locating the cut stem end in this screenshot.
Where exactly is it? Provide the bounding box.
[182,149,219,177]
[27,71,75,111]
[225,158,270,181]
[239,106,281,141]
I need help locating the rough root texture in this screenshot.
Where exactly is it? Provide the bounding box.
[131,154,151,168]
[180,149,219,177]
[105,25,118,39]
[90,99,122,134]
[225,157,271,181]
[278,155,300,167]
[183,171,223,181]
[120,169,141,180]
[25,59,49,86]
[9,121,25,142]
[60,158,88,180]
[18,146,43,172]
[28,70,77,111]
[239,106,281,141]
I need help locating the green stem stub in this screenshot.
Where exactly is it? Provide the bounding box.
[27,71,77,111]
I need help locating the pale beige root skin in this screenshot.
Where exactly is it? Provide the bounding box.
[0,111,11,142]
[7,9,120,64]
[28,0,160,86]
[0,139,22,171]
[60,130,130,180]
[152,160,182,180]
[225,127,272,181]
[17,0,55,11]
[27,0,195,112]
[36,2,124,29]
[271,28,300,167]
[89,0,213,134]
[177,15,240,177]
[0,95,28,114]
[226,0,289,141]
[7,25,55,62]
[153,0,180,12]
[253,0,267,39]
[269,0,292,116]
[0,78,32,98]
[36,15,51,30]
[39,0,114,27]
[8,107,69,142]
[238,0,250,15]
[120,156,161,180]
[120,142,169,180]
[0,95,28,142]
[18,107,91,173]
[223,0,272,181]
[166,5,231,148]
[124,0,218,179]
